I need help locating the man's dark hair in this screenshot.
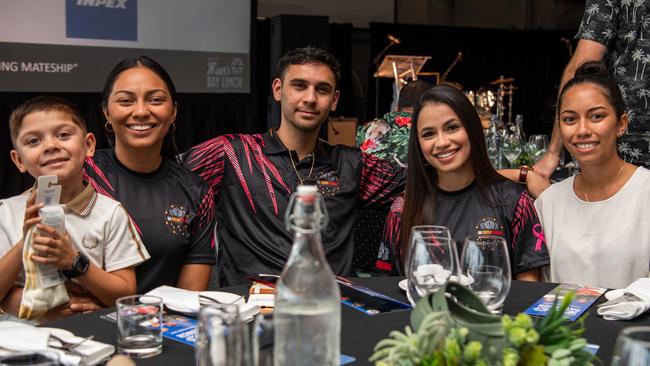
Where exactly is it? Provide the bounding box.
[276,47,341,88]
[397,79,432,110]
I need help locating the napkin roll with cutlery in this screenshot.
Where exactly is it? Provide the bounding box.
[597,278,650,320]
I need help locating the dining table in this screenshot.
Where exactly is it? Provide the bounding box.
[45,277,650,365]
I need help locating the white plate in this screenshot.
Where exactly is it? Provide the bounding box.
[166,291,245,316]
[41,327,75,339]
[398,275,474,293]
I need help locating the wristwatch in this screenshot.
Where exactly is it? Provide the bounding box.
[518,165,531,184]
[64,252,90,278]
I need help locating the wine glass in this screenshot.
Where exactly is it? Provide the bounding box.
[405,228,459,306]
[410,225,451,240]
[528,134,549,163]
[501,133,523,168]
[611,326,650,366]
[459,235,511,314]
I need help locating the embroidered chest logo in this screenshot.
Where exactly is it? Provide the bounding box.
[81,234,99,249]
[475,217,504,236]
[315,170,340,197]
[164,204,189,237]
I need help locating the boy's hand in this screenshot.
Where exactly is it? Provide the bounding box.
[22,191,43,238]
[30,224,77,270]
[66,282,103,312]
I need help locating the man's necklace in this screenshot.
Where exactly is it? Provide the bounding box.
[288,149,316,185]
[276,131,316,185]
[581,162,625,202]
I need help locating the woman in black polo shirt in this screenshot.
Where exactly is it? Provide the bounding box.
[375,85,549,280]
[84,56,216,292]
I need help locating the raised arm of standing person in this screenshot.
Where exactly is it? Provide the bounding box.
[498,169,551,198]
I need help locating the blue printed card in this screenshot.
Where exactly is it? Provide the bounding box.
[524,283,606,321]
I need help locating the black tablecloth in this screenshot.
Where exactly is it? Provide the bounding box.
[45,277,650,365]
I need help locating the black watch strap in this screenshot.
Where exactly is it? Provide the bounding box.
[64,253,90,278]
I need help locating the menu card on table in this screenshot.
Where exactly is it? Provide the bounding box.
[523,283,606,321]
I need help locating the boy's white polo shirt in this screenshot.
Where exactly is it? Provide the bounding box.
[0,183,150,274]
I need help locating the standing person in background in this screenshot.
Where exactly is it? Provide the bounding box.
[535,62,650,289]
[84,56,216,293]
[182,47,405,285]
[535,0,650,178]
[356,79,432,167]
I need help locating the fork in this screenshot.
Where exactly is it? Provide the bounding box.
[49,333,94,356]
[623,292,643,302]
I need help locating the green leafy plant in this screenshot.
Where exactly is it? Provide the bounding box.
[370,287,595,366]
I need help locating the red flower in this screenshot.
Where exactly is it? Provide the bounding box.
[360,139,376,151]
[395,116,411,127]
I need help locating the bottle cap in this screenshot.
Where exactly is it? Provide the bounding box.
[296,185,318,194]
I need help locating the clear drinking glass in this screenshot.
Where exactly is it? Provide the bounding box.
[460,235,511,314]
[611,326,650,366]
[405,228,459,306]
[116,294,163,358]
[528,134,549,163]
[501,133,523,168]
[195,303,253,366]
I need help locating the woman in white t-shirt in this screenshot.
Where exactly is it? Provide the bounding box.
[535,61,650,289]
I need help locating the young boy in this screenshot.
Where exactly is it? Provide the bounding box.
[0,96,149,320]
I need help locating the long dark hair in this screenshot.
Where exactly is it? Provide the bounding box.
[102,55,179,158]
[399,85,504,264]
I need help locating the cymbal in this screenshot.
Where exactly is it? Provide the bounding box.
[489,77,515,85]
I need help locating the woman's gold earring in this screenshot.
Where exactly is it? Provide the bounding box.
[104,121,114,132]
[170,122,176,133]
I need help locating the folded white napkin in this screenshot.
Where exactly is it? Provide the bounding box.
[47,329,115,366]
[146,286,259,320]
[0,321,114,366]
[597,278,650,320]
[146,285,200,313]
[0,321,49,351]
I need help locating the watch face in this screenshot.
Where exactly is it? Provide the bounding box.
[73,253,90,276]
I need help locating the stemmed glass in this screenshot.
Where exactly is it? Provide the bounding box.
[405,226,458,306]
[528,134,549,163]
[611,326,650,366]
[459,235,511,314]
[501,133,523,168]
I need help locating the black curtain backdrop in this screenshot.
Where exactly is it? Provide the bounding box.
[367,22,574,138]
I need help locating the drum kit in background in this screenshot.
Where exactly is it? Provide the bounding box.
[464,75,517,130]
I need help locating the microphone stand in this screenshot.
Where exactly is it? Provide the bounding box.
[370,40,398,117]
[440,52,462,83]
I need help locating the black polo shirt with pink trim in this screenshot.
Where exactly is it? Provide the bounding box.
[181,129,405,285]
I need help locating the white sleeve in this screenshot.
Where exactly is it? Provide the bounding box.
[103,204,150,272]
[0,200,21,257]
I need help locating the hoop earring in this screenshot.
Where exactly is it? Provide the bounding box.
[169,122,176,133]
[104,121,114,132]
